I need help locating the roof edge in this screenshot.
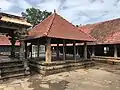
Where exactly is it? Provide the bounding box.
[43,12,56,36]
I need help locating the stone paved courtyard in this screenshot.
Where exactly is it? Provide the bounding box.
[0,63,120,90]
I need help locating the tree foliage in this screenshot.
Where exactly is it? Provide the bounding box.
[21,7,52,26]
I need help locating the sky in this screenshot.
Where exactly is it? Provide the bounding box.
[0,0,120,25]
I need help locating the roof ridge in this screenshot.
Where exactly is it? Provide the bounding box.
[43,12,56,36]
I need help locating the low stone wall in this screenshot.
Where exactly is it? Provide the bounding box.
[92,56,120,64]
[28,59,95,75]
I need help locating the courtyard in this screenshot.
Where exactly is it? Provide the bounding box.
[0,63,120,90]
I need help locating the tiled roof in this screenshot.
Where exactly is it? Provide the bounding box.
[0,12,32,26]
[0,35,20,46]
[79,18,120,44]
[104,31,120,44]
[28,12,95,42]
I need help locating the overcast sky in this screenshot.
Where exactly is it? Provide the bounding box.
[0,0,120,25]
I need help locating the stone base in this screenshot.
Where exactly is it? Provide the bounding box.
[28,59,95,75]
[0,58,30,80]
[92,56,120,65]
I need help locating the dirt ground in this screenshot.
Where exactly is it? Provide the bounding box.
[0,63,120,90]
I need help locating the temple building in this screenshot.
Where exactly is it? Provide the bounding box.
[26,11,95,75]
[79,18,120,61]
[0,12,32,58]
[0,12,32,79]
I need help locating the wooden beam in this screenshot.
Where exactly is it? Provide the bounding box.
[73,41,76,60]
[46,38,51,63]
[63,40,66,60]
[0,24,19,30]
[84,42,87,59]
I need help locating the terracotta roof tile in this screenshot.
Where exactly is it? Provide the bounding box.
[79,18,120,44]
[28,12,95,42]
[0,35,20,46]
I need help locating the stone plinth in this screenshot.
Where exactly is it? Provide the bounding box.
[28,59,95,75]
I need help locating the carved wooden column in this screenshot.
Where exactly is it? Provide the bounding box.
[19,39,29,75]
[84,42,87,59]
[19,28,30,75]
[56,43,59,59]
[73,41,76,60]
[114,44,118,57]
[63,40,66,60]
[45,38,51,63]
[19,40,25,60]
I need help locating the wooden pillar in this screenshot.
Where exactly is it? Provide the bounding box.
[31,43,32,59]
[0,69,1,79]
[46,38,51,63]
[114,45,118,57]
[77,47,79,55]
[19,40,25,60]
[10,36,16,58]
[25,42,27,59]
[56,43,59,59]
[92,46,95,56]
[63,40,66,60]
[84,42,87,59]
[73,41,76,60]
[20,40,30,75]
[37,40,40,58]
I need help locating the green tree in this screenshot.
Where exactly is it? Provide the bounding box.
[21,7,52,26]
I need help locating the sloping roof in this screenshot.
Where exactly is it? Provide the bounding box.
[0,35,20,46]
[104,31,120,44]
[0,12,32,26]
[28,12,95,42]
[79,18,120,44]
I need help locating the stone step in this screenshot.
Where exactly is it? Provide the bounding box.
[0,73,25,80]
[0,64,24,69]
[0,60,30,80]
[0,62,23,66]
[1,68,25,73]
[1,70,25,77]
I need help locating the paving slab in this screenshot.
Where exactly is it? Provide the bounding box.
[0,63,120,90]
